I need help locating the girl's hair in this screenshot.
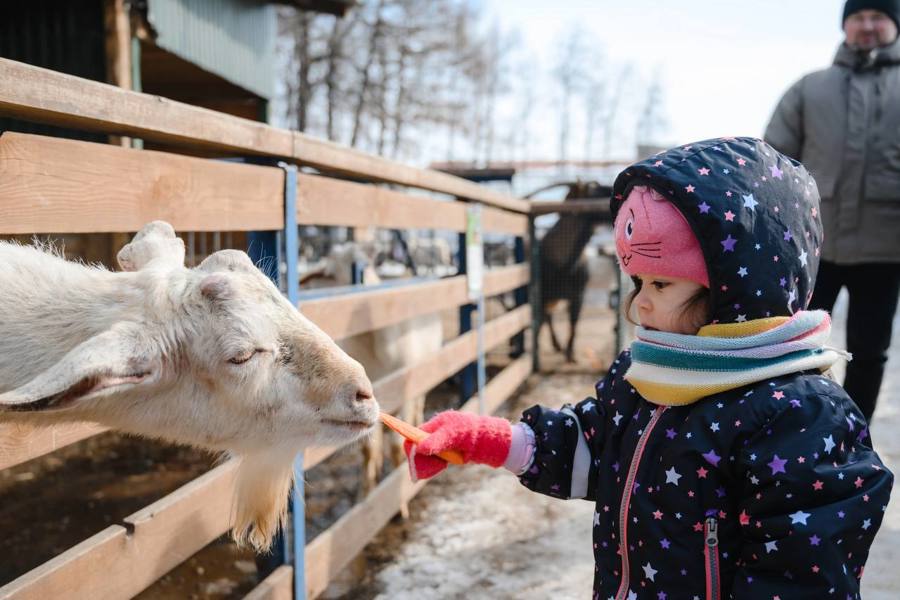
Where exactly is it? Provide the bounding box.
[624,276,711,333]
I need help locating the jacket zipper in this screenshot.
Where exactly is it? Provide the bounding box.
[704,517,721,600]
[615,405,667,600]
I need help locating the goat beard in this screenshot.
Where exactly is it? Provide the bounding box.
[230,450,296,553]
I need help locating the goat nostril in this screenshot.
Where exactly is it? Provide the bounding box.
[356,389,374,402]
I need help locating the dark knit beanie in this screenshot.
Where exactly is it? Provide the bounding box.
[843,0,900,29]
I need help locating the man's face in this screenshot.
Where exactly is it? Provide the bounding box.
[844,9,899,51]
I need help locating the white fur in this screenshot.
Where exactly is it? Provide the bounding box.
[0,221,378,551]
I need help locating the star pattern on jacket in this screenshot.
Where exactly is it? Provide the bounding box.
[516,138,891,599]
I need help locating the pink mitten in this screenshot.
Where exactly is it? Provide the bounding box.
[403,411,512,481]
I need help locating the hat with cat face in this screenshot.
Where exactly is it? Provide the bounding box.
[614,185,709,288]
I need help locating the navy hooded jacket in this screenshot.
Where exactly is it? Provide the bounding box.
[517,138,893,599]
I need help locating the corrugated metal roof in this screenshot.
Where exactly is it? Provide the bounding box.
[147,0,276,100]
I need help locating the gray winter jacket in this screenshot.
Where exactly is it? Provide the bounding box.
[765,39,900,264]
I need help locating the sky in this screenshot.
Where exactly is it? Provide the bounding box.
[481,0,847,160]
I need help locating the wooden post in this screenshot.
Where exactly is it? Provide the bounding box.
[104,0,134,264]
[103,0,132,148]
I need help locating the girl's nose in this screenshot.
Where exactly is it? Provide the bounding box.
[635,292,651,312]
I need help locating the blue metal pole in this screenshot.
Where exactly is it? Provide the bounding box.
[529,216,541,373]
[245,163,303,596]
[456,231,476,406]
[279,164,306,600]
[511,236,526,357]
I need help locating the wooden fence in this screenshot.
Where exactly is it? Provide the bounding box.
[0,57,533,599]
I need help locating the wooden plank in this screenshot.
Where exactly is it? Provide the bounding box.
[292,134,529,213]
[530,199,612,218]
[473,353,534,416]
[373,305,530,416]
[304,305,530,469]
[300,268,528,341]
[0,526,129,600]
[0,132,284,234]
[482,205,529,236]
[305,354,533,598]
[296,174,527,234]
[305,463,425,598]
[119,461,240,591]
[0,57,294,157]
[483,264,529,297]
[243,566,293,600]
[0,422,108,471]
[103,0,132,147]
[297,173,466,231]
[299,277,465,341]
[0,58,528,213]
[0,461,238,599]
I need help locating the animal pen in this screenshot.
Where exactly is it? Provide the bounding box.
[0,57,618,599]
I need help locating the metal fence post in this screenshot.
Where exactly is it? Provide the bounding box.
[511,235,526,357]
[456,229,476,405]
[279,164,306,600]
[246,163,304,598]
[528,216,541,373]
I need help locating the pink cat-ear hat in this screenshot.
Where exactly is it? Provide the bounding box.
[614,186,709,288]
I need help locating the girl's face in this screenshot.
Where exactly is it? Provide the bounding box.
[632,274,708,334]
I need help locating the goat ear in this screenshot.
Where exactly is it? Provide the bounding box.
[0,324,159,413]
[200,272,234,302]
[198,250,256,274]
[117,221,185,271]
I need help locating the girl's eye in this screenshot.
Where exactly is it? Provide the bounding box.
[625,218,634,240]
[652,281,669,291]
[228,350,257,365]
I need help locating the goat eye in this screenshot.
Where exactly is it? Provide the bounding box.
[228,350,256,365]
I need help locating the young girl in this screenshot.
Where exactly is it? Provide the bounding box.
[404,137,893,599]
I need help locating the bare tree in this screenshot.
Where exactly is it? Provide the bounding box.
[552,27,589,164]
[636,67,669,146]
[349,0,385,147]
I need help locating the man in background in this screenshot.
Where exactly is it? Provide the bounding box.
[765,0,900,423]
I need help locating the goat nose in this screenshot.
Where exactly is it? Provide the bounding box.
[353,378,376,406]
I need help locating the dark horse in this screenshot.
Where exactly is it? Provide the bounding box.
[531,181,612,362]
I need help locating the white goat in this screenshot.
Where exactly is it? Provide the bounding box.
[302,239,443,503]
[0,221,378,551]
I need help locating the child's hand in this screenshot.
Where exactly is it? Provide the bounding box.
[403,410,512,481]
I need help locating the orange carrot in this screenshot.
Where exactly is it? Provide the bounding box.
[380,412,465,465]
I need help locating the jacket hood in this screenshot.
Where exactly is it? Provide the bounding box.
[834,36,900,69]
[611,137,823,325]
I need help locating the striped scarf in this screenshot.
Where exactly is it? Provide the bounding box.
[625,310,848,406]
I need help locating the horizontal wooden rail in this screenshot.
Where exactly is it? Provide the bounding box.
[483,263,530,297]
[530,199,612,217]
[304,353,533,598]
[0,58,527,213]
[296,174,527,236]
[0,132,284,234]
[300,264,529,341]
[243,565,293,600]
[304,304,530,469]
[0,422,108,471]
[0,461,239,599]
